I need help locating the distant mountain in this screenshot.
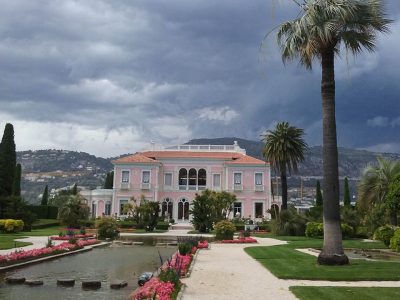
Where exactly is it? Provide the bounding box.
[18,139,400,203]
[187,137,400,178]
[17,149,113,203]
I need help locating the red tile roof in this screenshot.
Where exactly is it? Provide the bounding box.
[113,150,268,165]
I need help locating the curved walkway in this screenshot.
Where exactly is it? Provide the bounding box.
[0,237,65,256]
[181,237,400,300]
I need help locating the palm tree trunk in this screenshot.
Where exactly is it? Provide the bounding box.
[280,169,288,210]
[317,48,349,265]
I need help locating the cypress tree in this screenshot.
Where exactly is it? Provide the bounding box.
[315,180,323,207]
[0,123,16,197]
[103,171,114,189]
[12,163,21,196]
[41,185,49,206]
[343,177,351,206]
[72,183,78,195]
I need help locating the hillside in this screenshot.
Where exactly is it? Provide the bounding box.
[18,139,400,203]
[187,137,400,178]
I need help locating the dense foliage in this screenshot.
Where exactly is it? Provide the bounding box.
[59,195,89,228]
[374,225,395,247]
[96,217,119,240]
[190,189,236,233]
[214,220,236,240]
[0,219,24,233]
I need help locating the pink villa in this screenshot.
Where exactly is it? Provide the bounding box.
[82,142,280,223]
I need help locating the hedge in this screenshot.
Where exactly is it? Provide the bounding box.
[31,219,61,229]
[27,205,58,219]
[156,222,170,230]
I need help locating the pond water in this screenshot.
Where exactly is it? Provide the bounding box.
[0,245,176,300]
[344,249,400,262]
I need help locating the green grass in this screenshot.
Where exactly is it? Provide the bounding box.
[245,236,398,281]
[0,235,32,250]
[290,287,400,300]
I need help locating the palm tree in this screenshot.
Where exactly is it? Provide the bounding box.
[274,0,390,265]
[262,122,308,210]
[358,157,400,225]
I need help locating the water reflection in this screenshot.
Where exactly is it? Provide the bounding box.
[0,245,176,300]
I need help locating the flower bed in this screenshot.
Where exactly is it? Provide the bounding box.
[221,237,258,244]
[133,277,175,300]
[0,239,100,266]
[133,248,198,300]
[197,240,209,249]
[50,234,94,240]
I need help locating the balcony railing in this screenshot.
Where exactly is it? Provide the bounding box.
[120,182,130,190]
[234,184,243,191]
[141,182,150,190]
[255,185,264,192]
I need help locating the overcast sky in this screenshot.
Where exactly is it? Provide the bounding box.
[0,0,399,157]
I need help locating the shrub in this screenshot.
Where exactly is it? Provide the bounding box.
[156,222,170,230]
[26,205,58,219]
[341,223,354,239]
[234,224,245,231]
[214,220,236,240]
[374,225,395,246]
[178,243,192,255]
[271,208,307,236]
[96,217,119,240]
[0,219,24,233]
[390,228,400,252]
[79,219,96,228]
[302,222,355,239]
[117,220,135,228]
[159,267,180,287]
[305,222,324,238]
[354,226,370,239]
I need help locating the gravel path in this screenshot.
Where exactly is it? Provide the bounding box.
[181,237,400,300]
[0,236,65,256]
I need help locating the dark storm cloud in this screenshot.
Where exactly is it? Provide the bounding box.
[0,0,398,156]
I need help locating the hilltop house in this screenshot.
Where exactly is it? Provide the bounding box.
[83,142,280,222]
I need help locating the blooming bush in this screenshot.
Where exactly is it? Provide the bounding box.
[197,240,209,249]
[0,219,24,233]
[0,239,100,266]
[132,277,175,300]
[221,237,257,244]
[214,220,236,240]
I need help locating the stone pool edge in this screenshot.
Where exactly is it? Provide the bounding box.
[0,242,110,272]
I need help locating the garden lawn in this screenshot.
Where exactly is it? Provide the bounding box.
[0,236,31,250]
[245,237,399,281]
[290,287,400,300]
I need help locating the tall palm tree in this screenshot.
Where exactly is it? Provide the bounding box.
[275,0,390,265]
[262,122,308,210]
[358,157,400,225]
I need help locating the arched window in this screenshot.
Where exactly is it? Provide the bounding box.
[198,168,206,189]
[179,168,188,190]
[178,198,190,221]
[161,198,173,219]
[188,168,197,190]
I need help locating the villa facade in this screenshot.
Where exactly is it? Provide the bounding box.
[84,142,280,222]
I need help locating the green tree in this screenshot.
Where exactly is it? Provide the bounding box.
[0,123,16,218]
[385,176,400,226]
[12,163,21,197]
[71,183,78,195]
[343,177,351,206]
[103,171,114,189]
[262,122,308,210]
[59,195,90,228]
[316,180,323,207]
[274,0,390,265]
[41,185,49,206]
[190,189,237,233]
[358,157,400,216]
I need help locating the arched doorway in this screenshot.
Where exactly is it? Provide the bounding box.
[178,198,190,221]
[161,198,173,220]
